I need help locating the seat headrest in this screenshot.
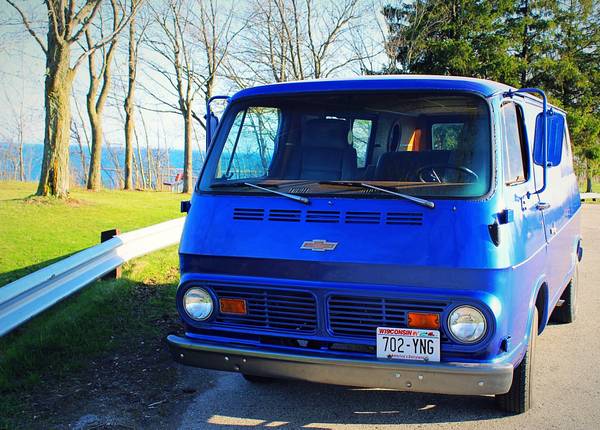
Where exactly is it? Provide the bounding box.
[387,121,402,152]
[302,119,350,148]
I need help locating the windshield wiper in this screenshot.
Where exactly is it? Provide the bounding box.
[210,180,276,188]
[210,181,309,204]
[210,179,315,189]
[243,182,310,204]
[319,181,435,209]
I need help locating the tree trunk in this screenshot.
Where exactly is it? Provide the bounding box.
[206,74,215,101]
[124,101,135,189]
[87,113,103,190]
[182,108,193,193]
[586,175,593,193]
[134,127,145,188]
[124,9,137,190]
[519,0,529,87]
[18,128,25,181]
[37,39,74,198]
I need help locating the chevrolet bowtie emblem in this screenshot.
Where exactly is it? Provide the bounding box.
[300,239,338,252]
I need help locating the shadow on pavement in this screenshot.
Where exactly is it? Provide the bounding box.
[180,372,508,429]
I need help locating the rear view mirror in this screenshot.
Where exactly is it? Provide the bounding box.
[533,110,565,166]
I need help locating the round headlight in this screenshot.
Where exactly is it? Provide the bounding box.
[183,287,213,321]
[448,305,487,343]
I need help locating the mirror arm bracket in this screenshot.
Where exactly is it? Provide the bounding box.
[506,88,548,196]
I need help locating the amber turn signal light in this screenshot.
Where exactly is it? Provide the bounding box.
[407,312,440,330]
[219,298,247,315]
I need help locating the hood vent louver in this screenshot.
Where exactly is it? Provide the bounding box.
[306,210,341,223]
[233,208,423,226]
[386,212,424,226]
[268,209,301,222]
[233,208,265,220]
[345,211,381,224]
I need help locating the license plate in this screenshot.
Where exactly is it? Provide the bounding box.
[376,327,440,362]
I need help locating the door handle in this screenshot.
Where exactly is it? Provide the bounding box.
[536,202,550,210]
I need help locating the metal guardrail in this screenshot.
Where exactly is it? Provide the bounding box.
[0,217,186,337]
[581,192,600,202]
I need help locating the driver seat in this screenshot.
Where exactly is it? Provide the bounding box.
[286,119,357,180]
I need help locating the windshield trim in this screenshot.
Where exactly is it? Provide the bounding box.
[195,89,497,202]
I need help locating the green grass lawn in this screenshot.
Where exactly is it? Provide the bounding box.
[0,181,184,286]
[0,182,185,427]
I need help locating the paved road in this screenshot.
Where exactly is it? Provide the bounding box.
[178,205,600,429]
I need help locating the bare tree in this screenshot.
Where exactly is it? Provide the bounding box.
[5,0,139,197]
[142,0,237,193]
[148,0,196,192]
[123,0,147,190]
[195,0,238,100]
[72,91,91,183]
[86,0,124,190]
[3,86,27,181]
[226,0,365,86]
[0,134,18,180]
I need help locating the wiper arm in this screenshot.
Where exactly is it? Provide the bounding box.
[319,181,435,209]
[210,179,315,189]
[359,183,434,209]
[210,180,276,188]
[243,182,310,205]
[210,180,310,204]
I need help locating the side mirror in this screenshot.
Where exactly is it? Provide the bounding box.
[205,112,219,149]
[533,110,565,166]
[205,95,229,150]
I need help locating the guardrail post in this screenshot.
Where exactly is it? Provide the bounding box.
[101,229,121,280]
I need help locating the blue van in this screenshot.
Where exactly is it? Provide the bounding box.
[168,76,582,414]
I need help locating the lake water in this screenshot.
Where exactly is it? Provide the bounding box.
[1,143,206,189]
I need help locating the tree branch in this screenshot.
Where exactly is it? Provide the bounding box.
[69,0,103,41]
[5,0,48,53]
[72,0,141,71]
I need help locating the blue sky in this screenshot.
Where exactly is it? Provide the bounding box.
[0,0,388,150]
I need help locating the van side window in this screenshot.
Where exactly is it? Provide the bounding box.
[352,119,372,168]
[501,103,528,184]
[561,128,574,176]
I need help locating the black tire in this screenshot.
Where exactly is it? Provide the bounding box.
[242,374,276,383]
[496,308,538,414]
[551,264,578,324]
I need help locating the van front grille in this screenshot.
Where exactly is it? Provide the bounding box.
[210,284,317,333]
[328,295,448,341]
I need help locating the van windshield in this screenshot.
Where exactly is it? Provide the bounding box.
[200,92,491,198]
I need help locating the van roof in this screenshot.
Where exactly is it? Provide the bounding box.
[230,75,514,101]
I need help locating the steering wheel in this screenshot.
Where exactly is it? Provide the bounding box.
[417,165,479,183]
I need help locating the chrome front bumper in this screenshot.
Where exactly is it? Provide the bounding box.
[167,335,514,395]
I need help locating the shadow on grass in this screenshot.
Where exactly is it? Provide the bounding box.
[0,253,80,287]
[0,268,179,427]
[0,274,178,377]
